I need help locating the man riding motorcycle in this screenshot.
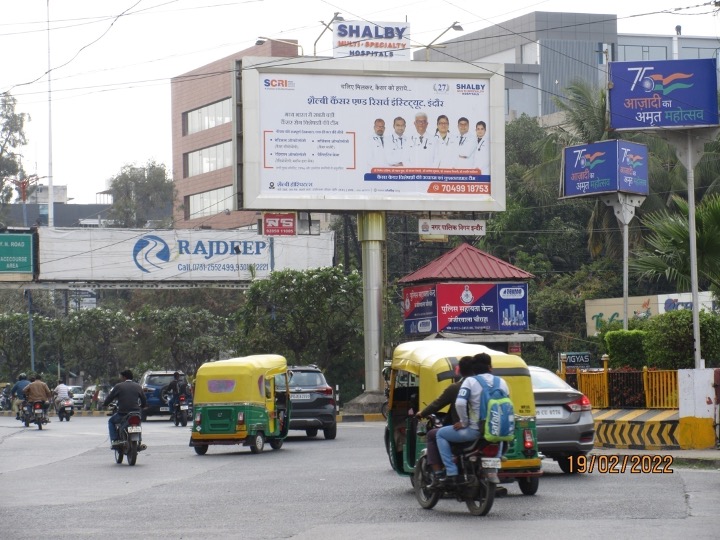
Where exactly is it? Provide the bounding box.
[160,372,189,415]
[22,374,53,422]
[103,370,147,448]
[10,373,31,420]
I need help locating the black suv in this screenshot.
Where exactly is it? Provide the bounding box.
[139,370,191,420]
[280,365,337,439]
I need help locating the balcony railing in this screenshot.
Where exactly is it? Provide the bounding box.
[558,356,679,409]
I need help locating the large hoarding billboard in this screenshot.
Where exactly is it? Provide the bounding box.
[332,21,411,61]
[240,57,505,212]
[38,228,334,282]
[561,140,649,198]
[608,58,719,130]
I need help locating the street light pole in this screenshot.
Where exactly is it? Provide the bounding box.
[424,21,463,61]
[313,12,344,56]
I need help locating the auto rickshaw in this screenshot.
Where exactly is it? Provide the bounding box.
[189,354,291,455]
[385,340,542,494]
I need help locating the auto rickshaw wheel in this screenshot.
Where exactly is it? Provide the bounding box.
[466,478,495,516]
[194,445,208,455]
[518,476,540,495]
[306,428,318,438]
[413,455,440,509]
[270,439,283,450]
[249,432,265,454]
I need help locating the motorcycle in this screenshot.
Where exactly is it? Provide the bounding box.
[22,400,49,430]
[163,390,192,427]
[55,397,75,422]
[109,406,145,466]
[413,414,501,516]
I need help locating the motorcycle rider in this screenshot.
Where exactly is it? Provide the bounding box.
[53,379,71,411]
[10,373,31,420]
[161,372,188,416]
[22,373,53,422]
[103,370,147,448]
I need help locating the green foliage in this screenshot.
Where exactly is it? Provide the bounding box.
[106,160,174,228]
[233,266,365,400]
[506,113,545,168]
[642,310,720,369]
[0,93,29,213]
[604,330,647,368]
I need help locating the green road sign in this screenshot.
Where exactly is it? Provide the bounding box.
[0,234,33,274]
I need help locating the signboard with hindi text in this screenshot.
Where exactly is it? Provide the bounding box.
[608,58,719,130]
[561,140,649,198]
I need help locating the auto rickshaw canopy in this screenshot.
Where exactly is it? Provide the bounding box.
[193,354,288,404]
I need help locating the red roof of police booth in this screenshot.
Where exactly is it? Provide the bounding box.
[397,243,534,283]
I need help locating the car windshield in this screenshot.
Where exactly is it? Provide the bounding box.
[147,375,176,386]
[289,372,324,387]
[69,386,82,394]
[530,368,574,390]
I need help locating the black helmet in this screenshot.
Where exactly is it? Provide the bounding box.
[19,373,27,380]
[173,372,180,379]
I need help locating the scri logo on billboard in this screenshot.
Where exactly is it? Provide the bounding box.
[263,78,295,89]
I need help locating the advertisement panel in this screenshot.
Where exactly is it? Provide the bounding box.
[417,218,486,236]
[332,21,411,61]
[608,58,719,130]
[435,282,528,333]
[403,284,437,334]
[562,140,649,198]
[262,211,296,235]
[38,229,334,282]
[241,57,505,212]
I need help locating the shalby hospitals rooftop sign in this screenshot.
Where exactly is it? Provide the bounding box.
[332,21,411,61]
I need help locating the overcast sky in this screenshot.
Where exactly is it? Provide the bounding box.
[2,0,718,204]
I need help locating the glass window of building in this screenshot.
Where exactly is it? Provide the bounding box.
[186,185,234,219]
[184,99,232,135]
[185,141,232,177]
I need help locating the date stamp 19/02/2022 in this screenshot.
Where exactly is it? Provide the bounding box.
[567,454,674,474]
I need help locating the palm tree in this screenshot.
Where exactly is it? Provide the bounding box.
[630,194,720,293]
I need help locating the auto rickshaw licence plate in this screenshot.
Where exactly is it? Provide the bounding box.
[290,393,310,401]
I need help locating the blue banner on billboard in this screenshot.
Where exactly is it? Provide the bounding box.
[562,140,649,198]
[608,58,719,130]
[403,284,438,334]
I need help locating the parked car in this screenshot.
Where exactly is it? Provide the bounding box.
[83,384,111,410]
[529,366,595,473]
[139,370,190,421]
[279,365,336,439]
[68,386,84,408]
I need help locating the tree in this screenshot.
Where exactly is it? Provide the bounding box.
[0,93,29,217]
[106,160,174,228]
[233,266,365,400]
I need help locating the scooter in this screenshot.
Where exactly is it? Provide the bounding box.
[55,397,74,422]
[109,406,145,466]
[413,414,502,516]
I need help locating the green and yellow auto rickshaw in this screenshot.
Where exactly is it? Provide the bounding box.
[189,354,291,455]
[385,340,542,494]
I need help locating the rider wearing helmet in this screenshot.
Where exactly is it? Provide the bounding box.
[10,373,31,420]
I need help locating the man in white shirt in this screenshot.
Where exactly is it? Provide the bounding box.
[454,117,476,168]
[53,380,71,409]
[387,116,408,167]
[474,120,490,175]
[368,118,388,168]
[407,112,436,168]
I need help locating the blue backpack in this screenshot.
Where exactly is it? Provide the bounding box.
[475,375,515,443]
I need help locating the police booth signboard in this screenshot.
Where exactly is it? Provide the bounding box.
[608,58,719,131]
[561,140,649,198]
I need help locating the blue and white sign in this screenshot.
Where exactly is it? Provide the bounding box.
[562,140,649,198]
[608,58,719,130]
[333,21,411,60]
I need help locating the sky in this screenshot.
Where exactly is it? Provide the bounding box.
[2,0,719,204]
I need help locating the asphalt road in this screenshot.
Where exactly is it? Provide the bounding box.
[0,416,718,539]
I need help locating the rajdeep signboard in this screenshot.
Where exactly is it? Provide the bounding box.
[0,233,33,277]
[241,57,506,212]
[561,140,649,198]
[37,228,334,282]
[403,282,528,335]
[332,21,411,61]
[608,58,719,130]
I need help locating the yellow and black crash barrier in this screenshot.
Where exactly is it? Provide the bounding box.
[593,409,680,450]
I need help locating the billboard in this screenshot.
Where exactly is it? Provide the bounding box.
[38,228,334,282]
[561,140,649,198]
[332,21,411,61]
[240,57,505,212]
[403,282,528,335]
[608,58,719,130]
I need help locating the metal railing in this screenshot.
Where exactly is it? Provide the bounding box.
[558,355,679,409]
